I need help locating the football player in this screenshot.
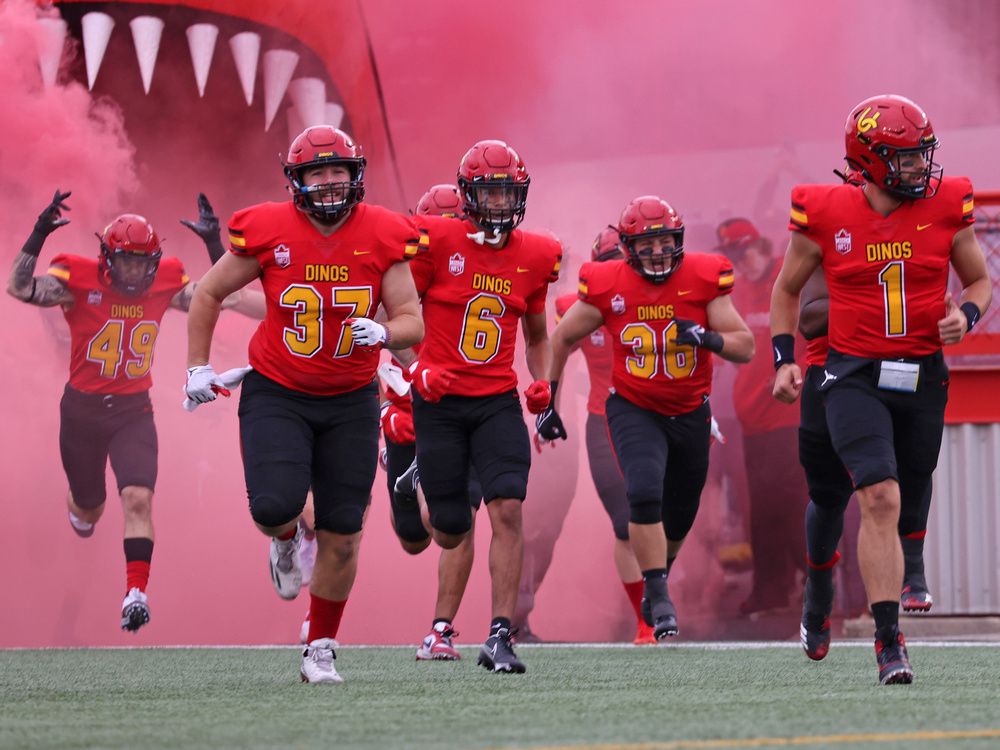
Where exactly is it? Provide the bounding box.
[771,94,992,684]
[6,192,251,633]
[184,125,425,684]
[713,218,809,615]
[548,227,656,644]
[402,141,562,673]
[541,196,754,640]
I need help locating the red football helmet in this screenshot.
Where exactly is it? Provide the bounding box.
[844,94,942,199]
[284,125,366,222]
[457,140,529,235]
[591,226,623,262]
[714,217,760,260]
[617,196,684,283]
[98,214,162,296]
[415,184,464,218]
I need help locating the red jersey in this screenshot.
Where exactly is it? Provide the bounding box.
[228,202,423,396]
[46,254,188,395]
[805,335,829,368]
[555,292,613,415]
[731,260,800,435]
[409,217,562,397]
[789,176,974,358]
[578,253,734,416]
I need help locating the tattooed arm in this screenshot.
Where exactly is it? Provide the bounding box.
[6,189,75,307]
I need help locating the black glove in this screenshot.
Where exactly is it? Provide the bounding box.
[674,318,724,353]
[180,193,225,263]
[23,189,71,258]
[534,380,567,441]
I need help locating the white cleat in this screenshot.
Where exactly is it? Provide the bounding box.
[300,638,344,684]
[297,530,317,588]
[269,526,303,600]
[120,587,150,632]
[299,610,311,645]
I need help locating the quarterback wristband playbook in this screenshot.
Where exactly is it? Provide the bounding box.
[961,302,981,333]
[771,334,795,370]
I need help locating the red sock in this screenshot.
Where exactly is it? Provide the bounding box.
[277,526,297,541]
[623,579,644,621]
[307,593,347,643]
[126,561,151,593]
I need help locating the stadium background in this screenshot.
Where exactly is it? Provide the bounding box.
[1,0,998,647]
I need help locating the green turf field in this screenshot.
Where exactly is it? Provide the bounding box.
[1,643,998,750]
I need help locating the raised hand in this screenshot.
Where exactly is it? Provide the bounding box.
[35,189,72,235]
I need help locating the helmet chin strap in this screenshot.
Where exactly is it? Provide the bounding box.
[466,228,505,246]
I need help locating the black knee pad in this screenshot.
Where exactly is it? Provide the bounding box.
[799,429,853,510]
[392,501,430,544]
[249,493,303,529]
[428,496,473,536]
[629,491,661,525]
[611,516,630,541]
[483,472,527,502]
[74,493,106,511]
[663,500,700,541]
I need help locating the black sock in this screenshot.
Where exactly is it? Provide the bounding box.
[666,557,677,578]
[123,537,154,562]
[490,617,511,636]
[901,535,925,580]
[871,600,899,635]
[642,568,668,600]
[804,502,844,609]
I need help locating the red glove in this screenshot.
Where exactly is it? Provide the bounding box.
[523,380,551,414]
[381,402,415,444]
[409,362,457,403]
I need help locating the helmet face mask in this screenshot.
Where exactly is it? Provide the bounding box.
[284,127,366,223]
[845,94,942,200]
[98,214,161,296]
[457,140,530,236]
[616,196,684,283]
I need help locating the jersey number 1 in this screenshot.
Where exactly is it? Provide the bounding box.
[879,261,906,337]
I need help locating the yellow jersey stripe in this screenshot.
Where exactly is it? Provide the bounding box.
[789,208,808,225]
[962,200,974,214]
[180,274,190,285]
[229,234,246,248]
[577,281,589,295]
[47,266,70,281]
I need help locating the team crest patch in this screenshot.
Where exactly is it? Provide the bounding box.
[834,229,852,255]
[590,329,605,346]
[611,294,626,315]
[448,253,465,276]
[274,243,291,267]
[87,289,102,305]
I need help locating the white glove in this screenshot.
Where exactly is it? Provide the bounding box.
[710,416,727,445]
[378,361,410,397]
[346,317,387,347]
[184,365,253,412]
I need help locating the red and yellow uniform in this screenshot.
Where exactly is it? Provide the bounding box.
[555,292,612,416]
[409,216,561,396]
[731,261,800,435]
[577,253,734,416]
[228,201,423,395]
[789,176,974,358]
[47,254,188,395]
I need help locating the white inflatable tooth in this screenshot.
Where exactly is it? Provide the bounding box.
[36,18,68,89]
[262,48,299,131]
[229,31,260,106]
[288,77,326,128]
[81,12,114,90]
[324,102,345,130]
[185,23,218,98]
[129,16,165,94]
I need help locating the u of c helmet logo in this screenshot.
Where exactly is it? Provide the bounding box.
[857,106,880,134]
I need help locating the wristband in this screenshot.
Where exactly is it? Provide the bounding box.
[772,334,795,370]
[960,302,981,333]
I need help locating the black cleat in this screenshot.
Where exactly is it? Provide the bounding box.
[641,589,679,639]
[392,459,420,509]
[800,577,833,661]
[901,573,933,613]
[477,628,526,673]
[875,627,914,685]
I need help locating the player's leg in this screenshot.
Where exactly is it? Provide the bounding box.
[301,382,380,684]
[58,386,112,535]
[585,412,651,643]
[898,483,933,612]
[418,506,476,661]
[385,437,430,554]
[470,392,531,673]
[411,392,474,551]
[606,394,673,639]
[238,372,313,600]
[825,373,911,684]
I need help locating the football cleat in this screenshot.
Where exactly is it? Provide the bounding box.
[68,510,95,538]
[901,574,933,613]
[120,587,150,633]
[393,458,420,509]
[875,627,914,685]
[300,638,344,684]
[800,613,832,661]
[640,587,679,639]
[297,528,317,589]
[269,526,303,600]
[633,621,657,645]
[477,628,526,674]
[416,622,461,661]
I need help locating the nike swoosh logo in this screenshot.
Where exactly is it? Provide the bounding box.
[916,223,932,231]
[354,249,372,255]
[677,290,692,296]
[517,267,530,273]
